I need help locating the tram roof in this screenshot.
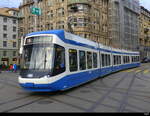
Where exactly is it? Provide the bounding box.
[26,30,139,55]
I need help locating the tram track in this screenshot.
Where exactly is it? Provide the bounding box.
[84,67,149,112]
[0,74,47,112]
[0,65,150,112]
[0,73,125,112]
[85,72,128,112]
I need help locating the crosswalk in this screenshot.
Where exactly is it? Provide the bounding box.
[123,69,150,74]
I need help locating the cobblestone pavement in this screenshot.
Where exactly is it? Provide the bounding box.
[0,64,150,113]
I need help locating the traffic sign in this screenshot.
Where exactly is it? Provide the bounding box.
[31,7,42,16]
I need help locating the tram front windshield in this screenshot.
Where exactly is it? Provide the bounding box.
[21,43,53,70]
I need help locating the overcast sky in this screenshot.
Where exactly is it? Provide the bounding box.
[0,0,149,10]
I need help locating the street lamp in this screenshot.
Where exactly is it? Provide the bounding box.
[31,0,42,32]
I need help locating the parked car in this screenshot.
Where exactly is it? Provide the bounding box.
[141,58,150,63]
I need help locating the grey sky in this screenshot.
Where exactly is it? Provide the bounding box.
[0,0,149,10]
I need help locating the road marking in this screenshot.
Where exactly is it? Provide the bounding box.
[135,70,141,73]
[126,69,135,72]
[143,70,149,74]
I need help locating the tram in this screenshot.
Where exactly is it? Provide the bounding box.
[19,30,140,92]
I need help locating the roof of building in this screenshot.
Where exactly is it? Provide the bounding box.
[0,7,19,17]
[141,6,150,14]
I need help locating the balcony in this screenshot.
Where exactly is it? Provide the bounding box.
[144,28,149,33]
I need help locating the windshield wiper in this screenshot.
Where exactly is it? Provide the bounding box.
[44,51,47,70]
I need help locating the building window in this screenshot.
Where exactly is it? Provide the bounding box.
[56,21,65,29]
[3,17,7,23]
[3,34,7,38]
[3,25,7,31]
[57,8,65,17]
[13,26,16,32]
[13,51,16,56]
[13,42,16,48]
[3,41,7,47]
[13,34,16,39]
[13,19,17,24]
[3,51,7,56]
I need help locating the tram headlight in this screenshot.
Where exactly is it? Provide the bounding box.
[43,75,51,78]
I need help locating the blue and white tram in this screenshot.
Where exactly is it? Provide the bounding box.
[19,30,140,92]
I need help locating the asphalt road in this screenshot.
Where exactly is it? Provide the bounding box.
[0,63,150,113]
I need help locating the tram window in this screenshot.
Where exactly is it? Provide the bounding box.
[127,56,130,63]
[69,49,78,72]
[107,54,111,66]
[87,52,92,69]
[52,45,65,76]
[113,55,117,65]
[134,56,136,62]
[118,56,120,64]
[132,56,134,62]
[104,54,107,66]
[101,54,104,67]
[93,53,98,68]
[118,56,121,64]
[123,56,126,64]
[116,56,118,64]
[137,56,140,62]
[114,55,121,65]
[124,56,130,64]
[79,51,86,70]
[126,56,128,63]
[105,54,108,66]
[113,55,115,65]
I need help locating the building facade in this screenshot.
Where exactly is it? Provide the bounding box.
[108,0,140,51]
[19,0,140,51]
[139,6,150,60]
[0,8,19,66]
[19,0,110,45]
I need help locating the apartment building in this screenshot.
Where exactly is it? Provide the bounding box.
[108,0,140,51]
[0,8,19,66]
[19,0,140,51]
[19,0,110,45]
[139,6,150,59]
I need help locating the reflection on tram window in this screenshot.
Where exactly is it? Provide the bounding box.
[21,44,53,70]
[52,45,65,76]
[79,51,86,70]
[87,52,92,69]
[93,53,98,68]
[69,49,78,72]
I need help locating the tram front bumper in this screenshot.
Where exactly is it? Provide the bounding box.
[20,83,58,92]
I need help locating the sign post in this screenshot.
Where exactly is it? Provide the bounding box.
[31,7,42,16]
[30,7,42,32]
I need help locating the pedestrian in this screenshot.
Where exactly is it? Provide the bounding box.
[9,64,13,72]
[13,63,17,73]
[2,63,6,71]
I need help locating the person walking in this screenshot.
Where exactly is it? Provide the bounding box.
[13,63,17,73]
[9,64,13,72]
